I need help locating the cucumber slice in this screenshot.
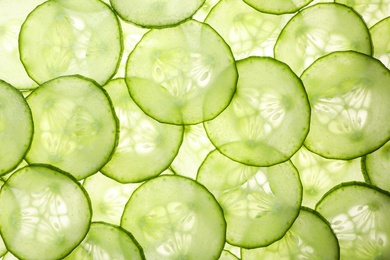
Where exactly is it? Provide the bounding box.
[193,0,220,22]
[274,3,372,75]
[101,78,183,183]
[301,51,390,159]
[370,17,390,69]
[362,140,390,193]
[205,0,292,59]
[219,250,239,260]
[19,0,122,86]
[109,0,205,28]
[126,19,238,125]
[0,80,33,175]
[291,146,363,208]
[197,149,302,248]
[64,222,145,260]
[244,0,313,14]
[204,56,310,166]
[0,165,92,260]
[316,182,390,259]
[241,207,339,259]
[121,175,226,259]
[25,75,119,180]
[0,0,45,90]
[83,172,140,225]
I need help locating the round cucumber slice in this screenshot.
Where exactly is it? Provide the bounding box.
[109,0,205,28]
[204,56,310,166]
[0,165,92,260]
[241,207,339,259]
[197,149,302,248]
[316,182,390,259]
[370,17,390,69]
[301,51,390,159]
[64,222,145,260]
[101,78,183,183]
[121,175,226,259]
[25,75,119,180]
[244,0,313,14]
[19,0,122,86]
[0,80,33,175]
[126,19,238,125]
[274,3,372,75]
[204,0,293,60]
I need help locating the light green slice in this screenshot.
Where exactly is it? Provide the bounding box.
[193,0,221,22]
[370,17,390,69]
[244,0,313,14]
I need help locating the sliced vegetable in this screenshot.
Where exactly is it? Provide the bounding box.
[370,17,390,69]
[244,0,312,14]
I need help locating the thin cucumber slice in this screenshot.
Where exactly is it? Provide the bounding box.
[335,0,390,27]
[121,175,226,259]
[219,250,239,260]
[171,123,215,179]
[126,19,238,125]
[64,222,145,260]
[370,17,390,69]
[0,0,45,90]
[274,3,372,75]
[25,75,119,180]
[291,146,363,208]
[19,0,122,86]
[0,165,92,260]
[204,57,310,166]
[301,51,390,159]
[101,78,183,183]
[205,0,292,59]
[316,182,390,259]
[1,252,17,260]
[244,0,313,14]
[362,140,390,193]
[0,80,33,175]
[241,207,339,259]
[197,149,302,248]
[193,0,220,22]
[83,172,140,225]
[0,181,5,258]
[109,0,205,28]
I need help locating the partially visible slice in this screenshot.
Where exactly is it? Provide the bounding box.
[370,17,390,69]
[244,0,312,14]
[241,207,339,259]
[101,78,183,183]
[109,0,205,28]
[126,19,238,125]
[121,175,226,259]
[26,75,119,180]
[197,149,302,248]
[0,80,33,175]
[63,222,145,260]
[301,51,390,159]
[274,3,372,75]
[0,165,92,260]
[316,182,390,259]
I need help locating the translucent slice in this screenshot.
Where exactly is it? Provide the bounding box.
[109,0,205,28]
[193,0,220,22]
[301,51,390,159]
[336,0,390,27]
[197,149,302,248]
[244,0,313,14]
[0,181,5,258]
[171,124,215,179]
[291,146,363,208]
[274,3,372,75]
[126,19,238,125]
[121,175,226,259]
[64,222,145,260]
[83,172,140,225]
[241,207,339,259]
[205,0,292,59]
[19,0,122,85]
[316,182,390,259]
[25,75,119,180]
[362,140,390,193]
[0,0,45,90]
[370,17,390,69]
[101,78,183,183]
[204,57,310,166]
[0,80,33,175]
[0,165,91,260]
[219,250,239,260]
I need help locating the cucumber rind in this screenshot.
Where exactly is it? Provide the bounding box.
[243,0,313,14]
